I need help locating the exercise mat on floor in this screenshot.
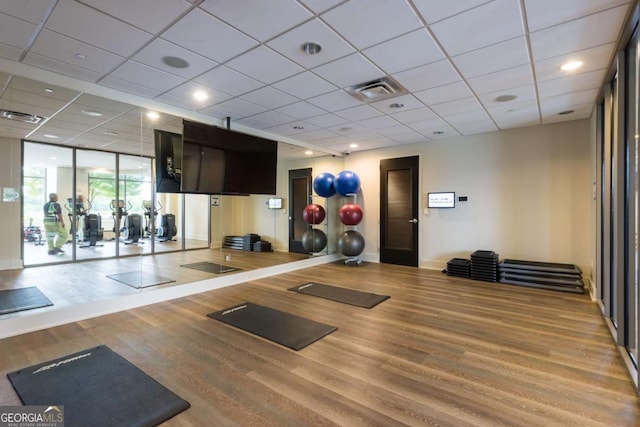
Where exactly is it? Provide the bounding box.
[288,282,390,308]
[0,287,53,315]
[7,345,190,427]
[180,262,241,274]
[208,302,337,351]
[106,271,175,289]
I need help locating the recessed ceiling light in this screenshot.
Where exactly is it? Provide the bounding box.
[104,130,118,136]
[558,110,574,115]
[302,42,322,55]
[75,53,87,60]
[293,125,304,130]
[349,143,358,148]
[495,94,518,102]
[389,103,404,108]
[193,90,208,102]
[432,131,444,135]
[146,111,160,120]
[43,88,53,93]
[44,134,59,139]
[305,150,313,155]
[560,60,583,71]
[81,109,103,117]
[162,56,190,69]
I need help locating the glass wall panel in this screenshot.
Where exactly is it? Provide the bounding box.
[23,142,73,266]
[184,193,210,250]
[117,154,152,255]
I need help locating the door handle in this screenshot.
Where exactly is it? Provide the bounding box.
[408,218,418,223]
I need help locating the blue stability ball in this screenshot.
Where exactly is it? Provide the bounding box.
[313,173,336,197]
[338,230,365,257]
[333,170,361,197]
[301,228,327,253]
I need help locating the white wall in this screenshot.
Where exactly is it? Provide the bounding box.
[343,120,592,275]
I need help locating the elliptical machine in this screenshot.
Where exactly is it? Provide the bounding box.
[142,200,161,238]
[156,213,177,242]
[23,218,44,246]
[78,198,104,248]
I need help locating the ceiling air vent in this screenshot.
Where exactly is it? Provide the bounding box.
[0,109,45,124]
[345,76,408,102]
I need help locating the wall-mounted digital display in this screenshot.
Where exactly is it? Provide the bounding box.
[428,192,456,208]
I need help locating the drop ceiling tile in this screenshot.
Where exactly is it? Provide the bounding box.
[275,101,327,120]
[155,81,232,110]
[537,69,605,98]
[312,53,383,89]
[445,109,492,126]
[335,105,383,121]
[79,0,191,33]
[0,12,37,50]
[0,43,23,61]
[407,117,454,133]
[488,99,540,128]
[295,128,339,141]
[452,36,530,79]
[299,0,344,13]
[268,18,354,68]
[326,122,368,135]
[322,0,422,49]
[376,124,421,138]
[99,76,164,98]
[524,0,630,32]
[240,86,299,109]
[0,0,55,24]
[0,88,70,114]
[454,120,498,135]
[162,8,258,63]
[201,0,312,42]
[108,60,186,93]
[412,0,494,24]
[430,0,524,56]
[7,77,80,102]
[266,121,318,136]
[307,90,363,111]
[413,81,473,105]
[45,0,153,57]
[304,113,349,128]
[362,29,444,74]
[540,89,599,108]
[235,110,295,129]
[132,38,218,79]
[0,99,60,118]
[390,106,438,124]
[370,94,425,113]
[529,5,628,61]
[75,94,134,114]
[479,85,537,109]
[23,52,104,82]
[431,97,483,117]
[30,29,125,75]
[226,46,304,84]
[466,64,533,95]
[542,102,593,123]
[355,115,399,130]
[392,60,460,92]
[194,65,264,96]
[534,43,615,81]
[198,97,267,120]
[272,72,337,99]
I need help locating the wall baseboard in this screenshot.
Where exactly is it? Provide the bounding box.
[0,258,23,271]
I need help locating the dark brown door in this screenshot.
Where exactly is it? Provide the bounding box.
[380,156,419,267]
[289,168,312,253]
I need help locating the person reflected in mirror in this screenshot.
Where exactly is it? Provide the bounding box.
[43,192,68,255]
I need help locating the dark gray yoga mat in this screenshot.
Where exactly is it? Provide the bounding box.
[0,287,53,315]
[288,282,390,308]
[208,302,337,351]
[7,345,190,427]
[181,261,241,274]
[106,271,175,289]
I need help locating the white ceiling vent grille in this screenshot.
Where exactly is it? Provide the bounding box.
[345,76,408,102]
[0,109,45,124]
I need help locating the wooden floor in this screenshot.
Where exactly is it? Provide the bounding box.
[0,260,638,426]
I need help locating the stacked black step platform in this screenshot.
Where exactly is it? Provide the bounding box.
[499,259,584,293]
[446,258,471,278]
[470,250,499,282]
[222,236,244,250]
[253,240,272,252]
[243,233,260,251]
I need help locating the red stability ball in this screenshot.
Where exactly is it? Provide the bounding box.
[303,204,326,224]
[339,203,363,225]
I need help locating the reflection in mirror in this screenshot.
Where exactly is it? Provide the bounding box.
[2,73,344,325]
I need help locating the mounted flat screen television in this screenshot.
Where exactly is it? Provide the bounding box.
[154,121,278,195]
[427,192,456,208]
